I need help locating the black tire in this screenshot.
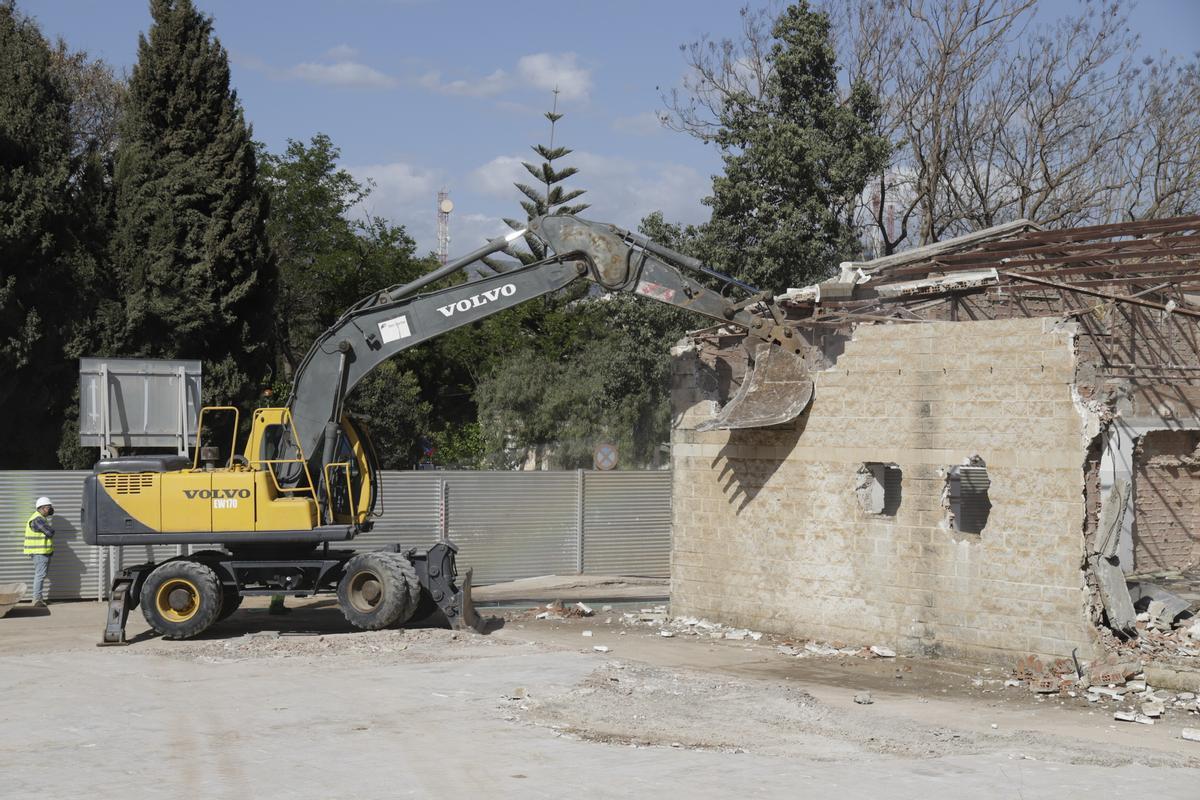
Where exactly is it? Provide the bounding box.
[385,553,422,614]
[140,560,222,640]
[216,586,243,621]
[337,552,418,630]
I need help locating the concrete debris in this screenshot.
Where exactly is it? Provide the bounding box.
[1125,680,1147,692]
[601,605,612,612]
[1089,687,1126,700]
[1128,581,1192,625]
[1141,702,1164,718]
[805,642,840,656]
[1004,679,1023,688]
[582,630,593,637]
[535,612,551,620]
[658,630,675,638]
[1085,693,1101,703]
[853,692,873,705]
[592,646,611,653]
[506,687,528,701]
[1182,728,1200,743]
[724,629,751,641]
[869,646,896,658]
[575,602,594,617]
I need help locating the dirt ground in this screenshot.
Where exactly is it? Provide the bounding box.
[2,592,1199,799]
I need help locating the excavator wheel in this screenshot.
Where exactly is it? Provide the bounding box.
[185,551,242,623]
[337,552,419,630]
[384,552,422,613]
[140,560,222,640]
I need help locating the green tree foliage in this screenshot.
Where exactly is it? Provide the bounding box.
[348,361,430,470]
[0,3,116,468]
[257,132,436,466]
[474,216,694,469]
[703,1,889,291]
[110,0,274,407]
[258,134,427,377]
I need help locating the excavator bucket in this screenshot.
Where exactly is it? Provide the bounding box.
[696,342,814,431]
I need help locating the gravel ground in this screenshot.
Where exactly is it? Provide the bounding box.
[512,660,1193,767]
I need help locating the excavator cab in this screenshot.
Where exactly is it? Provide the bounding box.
[83,406,375,544]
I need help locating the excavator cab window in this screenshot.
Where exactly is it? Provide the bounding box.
[260,423,285,484]
[326,430,362,521]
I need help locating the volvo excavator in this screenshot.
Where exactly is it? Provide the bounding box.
[86,215,814,643]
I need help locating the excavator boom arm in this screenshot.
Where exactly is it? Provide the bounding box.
[285,215,809,483]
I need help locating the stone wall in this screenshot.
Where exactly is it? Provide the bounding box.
[1133,430,1200,573]
[670,317,1100,664]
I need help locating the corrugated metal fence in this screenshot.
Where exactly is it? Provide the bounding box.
[0,469,671,598]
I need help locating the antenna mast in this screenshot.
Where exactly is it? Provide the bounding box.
[436,189,453,265]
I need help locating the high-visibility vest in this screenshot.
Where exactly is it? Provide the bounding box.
[23,511,54,556]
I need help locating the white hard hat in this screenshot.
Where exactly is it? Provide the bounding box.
[36,496,53,509]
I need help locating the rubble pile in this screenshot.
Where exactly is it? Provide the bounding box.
[1099,611,1200,662]
[525,603,901,658]
[1004,653,1200,728]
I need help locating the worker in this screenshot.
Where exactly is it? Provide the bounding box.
[24,496,55,607]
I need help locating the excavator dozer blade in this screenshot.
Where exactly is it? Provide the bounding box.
[696,342,813,431]
[451,567,488,633]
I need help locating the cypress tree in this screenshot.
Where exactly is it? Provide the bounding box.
[112,0,274,404]
[704,2,889,291]
[0,2,78,466]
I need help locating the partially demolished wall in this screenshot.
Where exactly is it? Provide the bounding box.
[671,317,1100,663]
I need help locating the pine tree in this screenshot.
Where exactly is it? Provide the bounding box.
[0,2,82,466]
[111,0,274,405]
[704,1,889,291]
[499,89,589,263]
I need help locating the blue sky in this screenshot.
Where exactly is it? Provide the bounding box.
[19,0,1200,256]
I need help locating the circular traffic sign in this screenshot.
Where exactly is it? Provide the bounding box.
[593,442,618,471]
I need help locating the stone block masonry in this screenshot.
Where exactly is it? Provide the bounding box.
[1133,429,1200,573]
[670,317,1099,664]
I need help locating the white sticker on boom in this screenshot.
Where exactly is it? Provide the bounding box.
[377,315,413,343]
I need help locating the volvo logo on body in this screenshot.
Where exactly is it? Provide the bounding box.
[183,489,252,499]
[437,283,516,318]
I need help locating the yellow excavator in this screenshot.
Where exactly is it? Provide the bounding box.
[86,215,813,643]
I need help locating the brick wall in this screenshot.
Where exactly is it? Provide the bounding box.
[670,317,1099,664]
[1133,430,1200,573]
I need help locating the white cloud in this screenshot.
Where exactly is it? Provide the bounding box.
[325,44,359,61]
[453,212,517,251]
[516,52,591,101]
[612,111,666,136]
[417,68,510,97]
[412,52,592,102]
[470,156,529,198]
[347,161,442,252]
[468,150,710,234]
[288,61,397,89]
[567,151,710,229]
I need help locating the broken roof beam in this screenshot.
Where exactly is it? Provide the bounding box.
[842,218,1040,274]
[930,238,1200,267]
[999,271,1200,318]
[978,213,1200,246]
[881,246,1200,282]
